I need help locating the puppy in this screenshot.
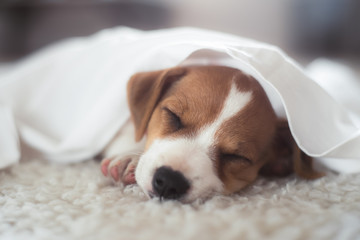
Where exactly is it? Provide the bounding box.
[100,65,323,202]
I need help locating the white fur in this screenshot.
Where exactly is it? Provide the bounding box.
[135,82,252,201]
[135,138,222,202]
[103,119,146,158]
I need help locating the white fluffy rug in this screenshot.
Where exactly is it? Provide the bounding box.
[1,158,359,240]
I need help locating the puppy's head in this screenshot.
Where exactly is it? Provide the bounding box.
[128,66,322,202]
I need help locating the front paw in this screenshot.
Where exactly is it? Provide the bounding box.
[101,155,139,186]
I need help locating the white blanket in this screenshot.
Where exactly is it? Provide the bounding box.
[1,27,359,172]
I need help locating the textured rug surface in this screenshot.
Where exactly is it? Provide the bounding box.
[1,158,359,240]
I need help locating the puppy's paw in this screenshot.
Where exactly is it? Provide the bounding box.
[101,155,139,186]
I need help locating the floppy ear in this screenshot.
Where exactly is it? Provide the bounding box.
[127,67,187,141]
[260,120,324,180]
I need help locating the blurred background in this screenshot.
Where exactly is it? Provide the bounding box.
[0,0,360,67]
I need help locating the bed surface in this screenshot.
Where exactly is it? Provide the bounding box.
[1,157,359,240]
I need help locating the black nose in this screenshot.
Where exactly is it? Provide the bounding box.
[152,166,190,200]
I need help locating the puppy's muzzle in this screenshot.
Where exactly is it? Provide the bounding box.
[152,166,190,200]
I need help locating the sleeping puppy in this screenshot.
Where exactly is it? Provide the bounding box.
[100,65,323,202]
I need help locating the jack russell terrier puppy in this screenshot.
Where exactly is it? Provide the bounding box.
[100,65,323,202]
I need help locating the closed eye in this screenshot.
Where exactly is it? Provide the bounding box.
[221,153,252,165]
[163,107,183,131]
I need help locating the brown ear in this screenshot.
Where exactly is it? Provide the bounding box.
[260,120,324,180]
[127,67,186,141]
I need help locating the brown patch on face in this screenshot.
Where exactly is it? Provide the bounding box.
[145,66,241,149]
[127,67,187,141]
[213,73,277,194]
